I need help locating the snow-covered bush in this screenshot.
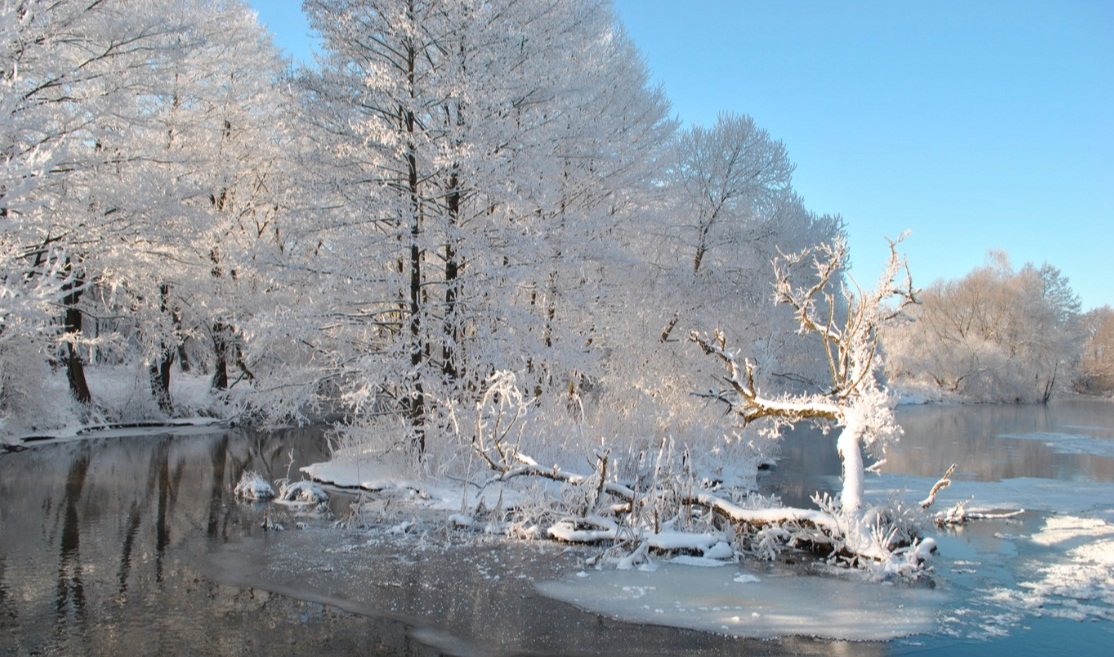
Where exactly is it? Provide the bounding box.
[233,470,276,501]
[277,480,329,504]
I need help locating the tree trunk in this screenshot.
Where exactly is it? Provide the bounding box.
[443,171,461,383]
[149,355,174,415]
[211,322,230,391]
[404,22,425,455]
[61,270,92,406]
[149,284,174,415]
[836,425,864,518]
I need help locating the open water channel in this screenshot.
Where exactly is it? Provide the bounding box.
[1,400,1112,656]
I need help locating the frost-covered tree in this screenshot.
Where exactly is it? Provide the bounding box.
[299,0,671,454]
[465,238,925,569]
[882,252,1081,402]
[0,0,292,429]
[692,237,916,520]
[105,0,294,414]
[586,112,842,464]
[673,113,794,277]
[1074,306,1114,394]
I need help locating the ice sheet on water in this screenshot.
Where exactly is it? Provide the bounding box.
[1000,431,1114,458]
[536,563,944,640]
[985,515,1114,622]
[861,473,1114,515]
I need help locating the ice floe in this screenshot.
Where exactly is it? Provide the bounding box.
[536,563,944,640]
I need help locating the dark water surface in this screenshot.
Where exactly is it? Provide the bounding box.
[0,427,862,656]
[2,400,1112,655]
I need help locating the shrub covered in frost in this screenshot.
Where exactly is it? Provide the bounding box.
[233,470,275,501]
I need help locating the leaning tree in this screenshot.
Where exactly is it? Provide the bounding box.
[690,236,918,559]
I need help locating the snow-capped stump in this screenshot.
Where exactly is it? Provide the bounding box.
[234,470,275,501]
[276,479,329,504]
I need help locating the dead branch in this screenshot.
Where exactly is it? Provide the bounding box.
[919,463,956,509]
[689,329,841,426]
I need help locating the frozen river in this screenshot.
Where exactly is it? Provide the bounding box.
[1,400,1112,655]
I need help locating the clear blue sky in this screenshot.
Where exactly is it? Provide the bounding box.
[248,0,1113,311]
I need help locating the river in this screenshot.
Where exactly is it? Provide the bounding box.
[1,401,1112,655]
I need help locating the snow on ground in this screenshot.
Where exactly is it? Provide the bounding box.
[536,562,944,640]
[6,365,229,444]
[19,418,226,443]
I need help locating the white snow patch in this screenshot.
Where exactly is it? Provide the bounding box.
[536,564,943,640]
[302,458,421,493]
[984,515,1114,621]
[646,531,720,552]
[548,516,618,543]
[1029,515,1114,546]
[667,555,730,568]
[448,513,474,528]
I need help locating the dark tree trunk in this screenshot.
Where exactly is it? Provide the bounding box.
[404,20,425,455]
[61,269,92,406]
[177,342,192,373]
[149,284,174,414]
[444,170,461,384]
[211,322,230,391]
[149,357,173,414]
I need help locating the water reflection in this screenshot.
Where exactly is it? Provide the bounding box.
[0,428,375,656]
[54,448,90,640]
[209,531,883,657]
[890,400,1114,482]
[766,400,1114,507]
[3,427,871,657]
[3,402,1112,656]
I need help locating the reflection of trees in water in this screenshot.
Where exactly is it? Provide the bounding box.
[0,426,897,656]
[54,447,90,640]
[116,500,142,599]
[0,428,338,655]
[207,434,229,538]
[760,402,1114,506]
[890,402,1114,482]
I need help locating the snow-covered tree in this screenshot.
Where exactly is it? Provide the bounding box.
[692,237,916,538]
[1073,306,1114,394]
[882,252,1081,402]
[463,238,925,569]
[0,0,293,429]
[298,0,672,454]
[582,112,843,467]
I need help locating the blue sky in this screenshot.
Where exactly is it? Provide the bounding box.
[248,0,1112,310]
